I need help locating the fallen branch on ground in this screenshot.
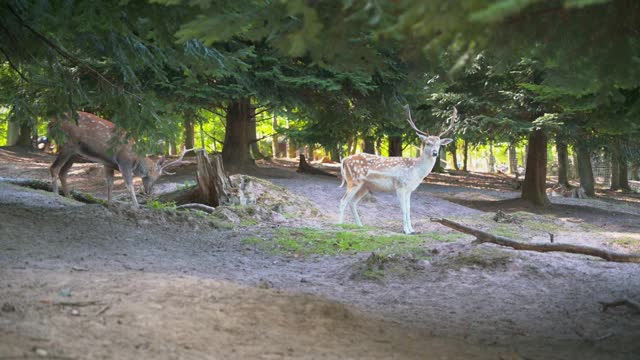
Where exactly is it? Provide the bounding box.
[0,177,105,205]
[599,298,640,313]
[297,154,335,177]
[52,300,103,307]
[176,203,216,213]
[431,217,640,263]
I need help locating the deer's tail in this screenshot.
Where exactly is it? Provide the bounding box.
[339,157,348,188]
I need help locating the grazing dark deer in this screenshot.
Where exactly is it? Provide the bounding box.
[49,111,190,207]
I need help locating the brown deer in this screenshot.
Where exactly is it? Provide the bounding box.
[339,105,457,234]
[49,112,190,207]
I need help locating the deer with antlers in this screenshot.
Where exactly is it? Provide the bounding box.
[339,105,457,234]
[49,112,191,207]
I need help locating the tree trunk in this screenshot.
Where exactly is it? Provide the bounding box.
[271,115,278,158]
[183,113,195,150]
[509,143,518,175]
[363,135,376,154]
[350,137,358,155]
[631,162,640,181]
[576,143,595,197]
[620,159,631,191]
[345,137,353,157]
[388,136,402,157]
[16,124,32,146]
[169,141,178,156]
[7,122,32,146]
[221,98,255,171]
[248,106,264,160]
[556,137,570,187]
[610,144,621,191]
[432,148,445,173]
[286,119,297,158]
[520,129,549,206]
[330,145,340,162]
[570,149,579,180]
[375,137,382,156]
[522,144,528,170]
[463,140,468,171]
[451,141,459,170]
[488,141,495,173]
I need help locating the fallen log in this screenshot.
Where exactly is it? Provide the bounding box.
[599,298,640,313]
[431,217,640,263]
[0,177,106,205]
[297,154,335,177]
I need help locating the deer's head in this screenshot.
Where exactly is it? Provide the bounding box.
[138,148,194,195]
[404,105,457,158]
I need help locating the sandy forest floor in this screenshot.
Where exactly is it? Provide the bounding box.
[1,146,640,359]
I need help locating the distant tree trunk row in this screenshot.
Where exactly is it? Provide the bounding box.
[556,137,569,187]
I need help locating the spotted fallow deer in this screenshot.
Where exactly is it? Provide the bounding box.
[339,105,457,234]
[49,111,190,207]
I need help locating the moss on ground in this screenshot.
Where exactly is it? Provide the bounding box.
[450,211,571,242]
[608,237,640,253]
[242,226,463,257]
[438,247,514,270]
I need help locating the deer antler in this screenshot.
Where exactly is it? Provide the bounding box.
[404,104,429,137]
[438,107,458,137]
[160,148,195,175]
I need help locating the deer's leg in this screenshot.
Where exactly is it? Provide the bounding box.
[405,192,415,234]
[350,187,369,227]
[120,167,139,208]
[396,189,414,234]
[339,183,363,224]
[105,166,115,205]
[58,156,76,197]
[50,146,76,196]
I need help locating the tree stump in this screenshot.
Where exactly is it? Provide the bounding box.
[194,149,233,207]
[296,154,335,177]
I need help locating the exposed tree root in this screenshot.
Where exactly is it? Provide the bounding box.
[297,154,335,177]
[599,298,640,313]
[0,177,106,205]
[431,217,640,263]
[176,203,216,213]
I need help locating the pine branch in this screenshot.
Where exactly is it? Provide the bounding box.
[0,45,28,82]
[6,4,143,103]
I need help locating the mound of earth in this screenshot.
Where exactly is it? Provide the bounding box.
[210,175,321,224]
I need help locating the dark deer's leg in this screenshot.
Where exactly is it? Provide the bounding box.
[105,166,115,205]
[120,167,139,208]
[50,146,76,196]
[58,156,76,197]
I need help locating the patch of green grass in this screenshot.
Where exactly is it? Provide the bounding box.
[492,226,521,239]
[147,200,177,211]
[176,180,196,190]
[577,222,601,232]
[242,236,263,245]
[609,237,640,253]
[261,227,461,257]
[207,217,235,229]
[239,218,258,226]
[440,247,514,270]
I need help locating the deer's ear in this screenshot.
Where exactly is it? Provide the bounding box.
[417,134,428,142]
[440,138,453,146]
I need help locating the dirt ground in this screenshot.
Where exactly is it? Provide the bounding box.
[1,146,640,359]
